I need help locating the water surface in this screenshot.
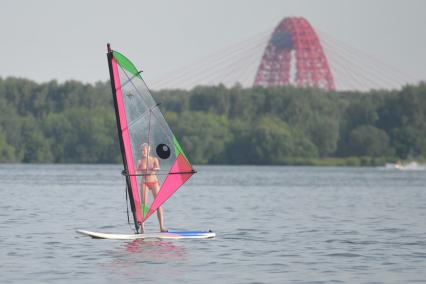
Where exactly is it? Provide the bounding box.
[0,164,425,283]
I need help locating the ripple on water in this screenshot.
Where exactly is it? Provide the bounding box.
[325,252,364,257]
[1,164,426,283]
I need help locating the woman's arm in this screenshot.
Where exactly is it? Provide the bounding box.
[152,158,160,172]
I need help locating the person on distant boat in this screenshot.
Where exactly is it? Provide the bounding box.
[395,160,402,170]
[137,143,167,233]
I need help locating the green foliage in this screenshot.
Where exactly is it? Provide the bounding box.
[189,85,230,115]
[173,112,232,164]
[0,128,15,162]
[249,116,318,164]
[379,83,426,158]
[20,117,53,162]
[303,115,339,157]
[0,76,424,164]
[0,78,118,163]
[348,125,393,157]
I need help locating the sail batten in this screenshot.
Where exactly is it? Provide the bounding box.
[122,171,197,177]
[107,44,195,230]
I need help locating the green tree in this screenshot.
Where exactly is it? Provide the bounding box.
[249,116,318,164]
[348,125,393,157]
[305,115,339,156]
[189,84,230,115]
[0,128,15,162]
[20,117,53,163]
[174,112,232,164]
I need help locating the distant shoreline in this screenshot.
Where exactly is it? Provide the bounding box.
[1,157,424,167]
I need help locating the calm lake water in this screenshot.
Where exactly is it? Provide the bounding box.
[0,164,425,283]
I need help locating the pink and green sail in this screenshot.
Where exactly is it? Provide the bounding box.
[107,44,195,231]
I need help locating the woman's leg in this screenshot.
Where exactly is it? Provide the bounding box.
[151,184,167,232]
[140,183,148,234]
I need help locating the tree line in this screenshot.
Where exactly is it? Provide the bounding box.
[0,76,425,165]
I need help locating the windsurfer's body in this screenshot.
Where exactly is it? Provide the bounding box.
[137,143,167,233]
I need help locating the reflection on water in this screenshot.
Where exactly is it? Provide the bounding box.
[0,164,425,283]
[124,239,185,259]
[100,240,186,281]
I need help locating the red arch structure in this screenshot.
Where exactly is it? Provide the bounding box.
[254,17,335,91]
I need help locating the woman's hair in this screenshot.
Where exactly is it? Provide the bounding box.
[141,143,150,150]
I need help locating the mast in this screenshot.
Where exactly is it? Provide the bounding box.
[106,43,140,233]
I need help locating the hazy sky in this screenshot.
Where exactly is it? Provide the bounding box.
[1,0,425,86]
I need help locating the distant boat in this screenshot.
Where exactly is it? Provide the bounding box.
[385,161,419,170]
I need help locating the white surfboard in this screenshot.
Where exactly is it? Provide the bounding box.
[77,229,215,240]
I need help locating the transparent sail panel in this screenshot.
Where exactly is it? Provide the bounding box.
[114,59,193,221]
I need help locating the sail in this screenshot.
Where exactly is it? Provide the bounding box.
[106,44,195,231]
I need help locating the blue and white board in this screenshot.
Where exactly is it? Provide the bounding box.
[77,229,215,240]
